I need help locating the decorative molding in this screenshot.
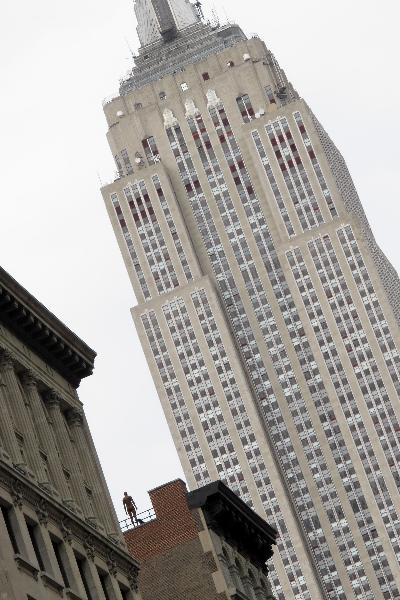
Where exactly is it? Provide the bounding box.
[11,480,24,509]
[0,461,139,585]
[45,390,63,410]
[66,409,84,427]
[20,370,39,390]
[0,348,15,372]
[206,89,221,108]
[163,108,178,128]
[185,98,200,118]
[40,571,64,595]
[14,553,39,581]
[36,497,50,527]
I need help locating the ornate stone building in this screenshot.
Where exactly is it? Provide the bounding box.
[101,1,400,598]
[124,479,277,599]
[0,266,140,599]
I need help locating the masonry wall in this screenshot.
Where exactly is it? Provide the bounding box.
[124,479,227,600]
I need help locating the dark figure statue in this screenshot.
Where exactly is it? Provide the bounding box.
[123,492,138,526]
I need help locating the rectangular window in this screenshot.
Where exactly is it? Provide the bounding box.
[236,94,255,123]
[75,554,93,600]
[142,136,160,165]
[119,582,131,600]
[25,519,45,571]
[97,568,111,600]
[1,504,20,554]
[51,537,69,587]
[265,85,276,104]
[121,149,134,175]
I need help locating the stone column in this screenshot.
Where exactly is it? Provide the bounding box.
[45,391,91,519]
[0,374,23,466]
[67,409,114,534]
[0,350,27,470]
[20,372,70,501]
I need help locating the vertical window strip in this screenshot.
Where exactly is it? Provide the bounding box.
[188,112,356,595]
[163,297,247,496]
[151,175,193,282]
[125,181,178,294]
[141,311,210,485]
[338,225,400,400]
[142,136,160,165]
[208,102,383,598]
[293,111,338,217]
[165,122,299,600]
[288,247,400,588]
[191,288,280,507]
[236,94,255,123]
[309,236,400,487]
[266,118,323,231]
[110,193,150,300]
[120,148,134,175]
[251,130,295,237]
[114,154,124,178]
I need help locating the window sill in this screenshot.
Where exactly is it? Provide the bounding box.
[14,554,39,580]
[41,571,64,595]
[65,588,84,600]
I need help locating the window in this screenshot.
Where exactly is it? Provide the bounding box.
[25,519,45,571]
[121,149,134,175]
[264,84,276,104]
[75,553,93,600]
[1,504,19,554]
[180,82,189,91]
[98,568,111,600]
[202,72,210,81]
[51,537,69,587]
[119,583,130,600]
[142,136,160,164]
[236,94,255,123]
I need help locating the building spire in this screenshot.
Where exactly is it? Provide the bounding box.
[134,0,200,46]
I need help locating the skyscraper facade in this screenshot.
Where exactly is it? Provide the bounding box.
[101,2,400,598]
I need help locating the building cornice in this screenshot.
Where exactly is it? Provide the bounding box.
[0,266,95,388]
[188,481,277,567]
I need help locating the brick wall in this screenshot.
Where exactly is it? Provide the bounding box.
[124,479,227,600]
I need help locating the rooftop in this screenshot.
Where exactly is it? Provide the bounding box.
[0,266,96,388]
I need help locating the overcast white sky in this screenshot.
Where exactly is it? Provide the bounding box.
[0,0,399,520]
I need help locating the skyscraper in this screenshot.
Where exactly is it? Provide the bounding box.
[101,1,400,598]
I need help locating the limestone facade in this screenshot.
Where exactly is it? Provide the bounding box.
[0,266,141,599]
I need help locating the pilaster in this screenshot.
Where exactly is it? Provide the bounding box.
[45,391,90,519]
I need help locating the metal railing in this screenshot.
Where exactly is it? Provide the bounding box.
[119,507,156,533]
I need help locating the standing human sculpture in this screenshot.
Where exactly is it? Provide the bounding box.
[123,492,138,526]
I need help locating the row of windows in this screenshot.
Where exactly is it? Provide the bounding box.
[309,233,400,500]
[207,101,369,599]
[124,180,178,294]
[141,311,210,485]
[111,193,150,300]
[0,503,130,599]
[166,113,309,600]
[188,105,350,598]
[287,246,400,594]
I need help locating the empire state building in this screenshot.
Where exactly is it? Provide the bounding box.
[101,1,400,598]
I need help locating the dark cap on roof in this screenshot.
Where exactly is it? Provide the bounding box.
[188,481,277,567]
[0,266,96,388]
